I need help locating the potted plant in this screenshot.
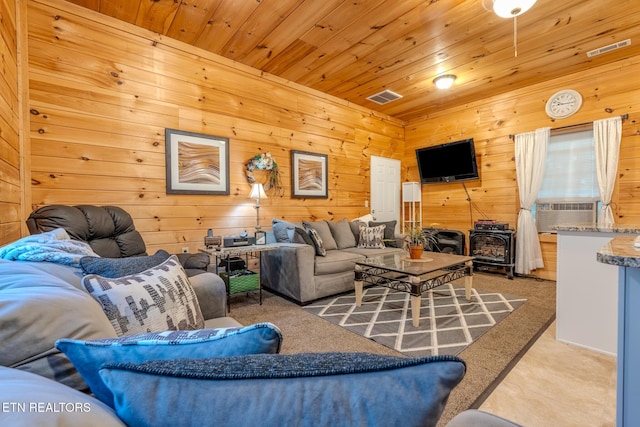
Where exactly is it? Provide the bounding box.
[404,226,438,259]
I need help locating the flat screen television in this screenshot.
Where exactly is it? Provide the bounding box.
[415,138,479,184]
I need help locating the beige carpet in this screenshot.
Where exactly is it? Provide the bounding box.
[229,272,555,426]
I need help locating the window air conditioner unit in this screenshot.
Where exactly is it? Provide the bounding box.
[536,200,598,233]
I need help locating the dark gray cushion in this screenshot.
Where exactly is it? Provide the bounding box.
[302,220,337,250]
[327,218,357,249]
[292,227,314,246]
[79,250,171,278]
[98,353,465,427]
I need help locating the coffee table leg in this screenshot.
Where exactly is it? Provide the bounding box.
[355,266,363,306]
[410,276,422,327]
[464,260,473,300]
[411,294,421,327]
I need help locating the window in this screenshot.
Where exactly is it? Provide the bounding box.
[538,129,599,200]
[534,129,600,232]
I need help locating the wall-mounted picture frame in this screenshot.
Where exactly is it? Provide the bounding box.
[165,128,230,195]
[291,150,328,199]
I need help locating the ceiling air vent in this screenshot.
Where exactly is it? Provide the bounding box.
[366,90,403,105]
[587,39,631,57]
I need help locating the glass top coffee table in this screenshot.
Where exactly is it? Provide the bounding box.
[354,252,474,327]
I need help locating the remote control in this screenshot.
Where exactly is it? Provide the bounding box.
[634,236,640,248]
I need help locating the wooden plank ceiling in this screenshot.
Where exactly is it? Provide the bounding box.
[63,0,640,122]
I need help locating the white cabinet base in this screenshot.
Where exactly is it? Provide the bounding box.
[556,231,619,356]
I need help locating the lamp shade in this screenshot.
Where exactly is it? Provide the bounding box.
[492,0,537,18]
[249,183,268,200]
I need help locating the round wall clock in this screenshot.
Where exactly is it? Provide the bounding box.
[545,89,582,119]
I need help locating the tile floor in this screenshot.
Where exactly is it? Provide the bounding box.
[479,321,617,426]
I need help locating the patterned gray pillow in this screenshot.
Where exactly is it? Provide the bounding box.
[357,224,386,249]
[306,228,327,256]
[81,255,204,336]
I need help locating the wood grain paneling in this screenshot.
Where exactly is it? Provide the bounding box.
[26,0,404,255]
[405,57,640,281]
[61,0,640,122]
[0,0,21,245]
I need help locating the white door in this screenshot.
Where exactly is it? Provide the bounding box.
[370,156,401,234]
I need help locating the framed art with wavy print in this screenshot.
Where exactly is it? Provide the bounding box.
[290,150,328,199]
[165,129,230,195]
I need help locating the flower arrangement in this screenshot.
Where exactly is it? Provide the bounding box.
[246,152,283,194]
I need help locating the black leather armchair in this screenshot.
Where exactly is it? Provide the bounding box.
[26,205,209,276]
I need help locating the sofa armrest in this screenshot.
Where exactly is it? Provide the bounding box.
[188,272,227,320]
[175,252,210,274]
[260,243,316,304]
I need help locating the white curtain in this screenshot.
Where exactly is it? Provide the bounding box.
[515,128,549,275]
[594,117,622,226]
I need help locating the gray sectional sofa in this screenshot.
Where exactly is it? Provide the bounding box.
[261,218,405,305]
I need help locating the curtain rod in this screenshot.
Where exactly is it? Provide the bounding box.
[508,114,629,140]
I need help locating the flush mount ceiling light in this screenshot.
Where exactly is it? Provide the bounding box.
[433,74,457,90]
[485,0,537,57]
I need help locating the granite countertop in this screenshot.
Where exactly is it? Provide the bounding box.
[555,225,640,233]
[597,236,640,268]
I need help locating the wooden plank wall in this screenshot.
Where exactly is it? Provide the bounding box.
[404,57,640,281]
[25,0,404,255]
[0,0,21,246]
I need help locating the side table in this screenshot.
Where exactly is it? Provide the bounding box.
[199,244,278,311]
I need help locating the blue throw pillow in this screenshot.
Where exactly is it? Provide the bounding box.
[79,250,171,278]
[55,323,282,409]
[98,352,465,427]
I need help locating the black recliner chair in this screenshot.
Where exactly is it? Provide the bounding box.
[26,205,209,276]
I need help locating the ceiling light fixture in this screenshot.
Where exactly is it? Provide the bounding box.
[433,74,457,90]
[492,0,537,18]
[491,0,537,57]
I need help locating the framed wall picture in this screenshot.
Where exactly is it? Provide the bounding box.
[291,150,328,199]
[165,128,230,195]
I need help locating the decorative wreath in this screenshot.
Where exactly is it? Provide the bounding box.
[246,152,283,195]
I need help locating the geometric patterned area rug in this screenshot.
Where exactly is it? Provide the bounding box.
[304,284,526,358]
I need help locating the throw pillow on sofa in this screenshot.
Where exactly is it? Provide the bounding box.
[357,224,386,249]
[302,220,338,250]
[79,250,171,278]
[97,352,466,427]
[272,219,301,242]
[327,218,357,249]
[81,255,205,336]
[306,228,327,256]
[291,227,315,246]
[369,220,398,247]
[56,323,283,409]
